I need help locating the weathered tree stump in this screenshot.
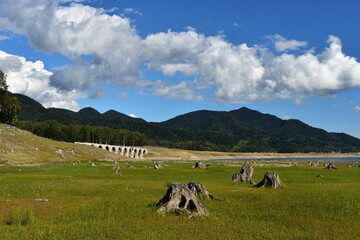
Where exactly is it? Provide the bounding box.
[308,161,319,166]
[187,182,224,201]
[192,161,206,169]
[325,162,337,169]
[255,172,283,188]
[113,165,121,175]
[154,161,163,169]
[55,149,65,158]
[232,165,255,184]
[157,183,209,216]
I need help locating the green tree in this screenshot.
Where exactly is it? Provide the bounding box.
[0,70,20,125]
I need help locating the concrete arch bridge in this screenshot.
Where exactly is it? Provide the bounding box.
[75,142,148,159]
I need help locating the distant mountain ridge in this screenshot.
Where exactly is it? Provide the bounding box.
[12,92,360,153]
[13,93,146,124]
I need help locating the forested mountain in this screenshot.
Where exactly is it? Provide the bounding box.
[11,93,360,153]
[12,93,146,124]
[160,108,360,152]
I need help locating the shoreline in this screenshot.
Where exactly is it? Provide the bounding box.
[145,146,360,161]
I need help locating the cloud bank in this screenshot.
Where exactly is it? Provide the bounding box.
[0,50,83,110]
[0,0,360,108]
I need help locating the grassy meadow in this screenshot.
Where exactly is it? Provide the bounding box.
[0,160,359,240]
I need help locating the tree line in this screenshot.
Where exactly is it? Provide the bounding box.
[16,120,148,146]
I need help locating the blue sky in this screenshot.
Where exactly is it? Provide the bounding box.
[0,0,360,138]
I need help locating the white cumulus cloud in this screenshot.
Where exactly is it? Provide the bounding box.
[267,34,308,52]
[355,106,360,113]
[0,0,143,92]
[0,50,84,110]
[0,0,360,107]
[143,31,360,103]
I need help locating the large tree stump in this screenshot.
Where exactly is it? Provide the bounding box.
[325,162,337,169]
[255,172,283,188]
[157,183,209,216]
[192,161,206,169]
[232,165,255,184]
[187,182,224,201]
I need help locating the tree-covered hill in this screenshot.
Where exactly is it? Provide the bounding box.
[11,92,360,153]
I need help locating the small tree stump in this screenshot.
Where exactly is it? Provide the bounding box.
[255,172,283,188]
[308,161,317,166]
[192,161,206,169]
[232,165,255,184]
[154,161,163,169]
[55,149,65,158]
[187,182,224,201]
[157,183,208,217]
[308,161,319,166]
[113,165,121,175]
[325,162,337,169]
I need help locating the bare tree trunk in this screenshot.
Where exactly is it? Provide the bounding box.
[157,183,208,217]
[255,172,283,188]
[232,165,255,184]
[187,182,225,201]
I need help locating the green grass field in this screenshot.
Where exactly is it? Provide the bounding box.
[0,160,359,240]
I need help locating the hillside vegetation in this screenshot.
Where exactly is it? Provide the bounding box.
[0,124,125,164]
[12,93,360,153]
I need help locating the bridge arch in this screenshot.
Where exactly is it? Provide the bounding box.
[111,146,116,153]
